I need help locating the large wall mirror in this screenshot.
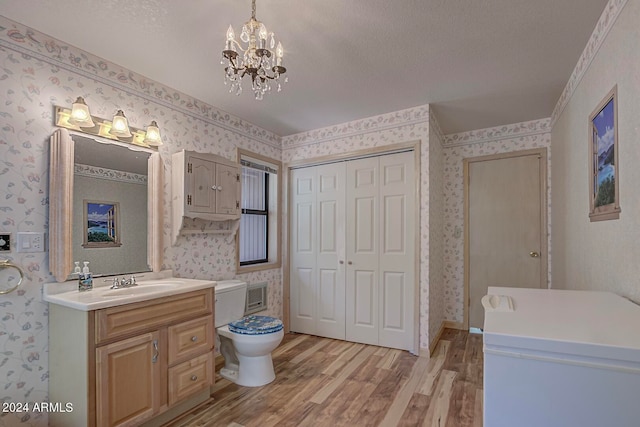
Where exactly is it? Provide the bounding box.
[49,129,162,282]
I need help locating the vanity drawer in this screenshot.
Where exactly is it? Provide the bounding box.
[96,289,213,344]
[168,353,213,406]
[168,315,214,365]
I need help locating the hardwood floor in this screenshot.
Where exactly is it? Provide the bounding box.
[167,329,483,427]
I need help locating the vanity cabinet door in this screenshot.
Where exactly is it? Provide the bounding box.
[96,331,161,427]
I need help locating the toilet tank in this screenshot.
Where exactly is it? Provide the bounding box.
[214,280,248,327]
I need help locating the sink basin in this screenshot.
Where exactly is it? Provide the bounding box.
[43,276,218,311]
[100,283,181,297]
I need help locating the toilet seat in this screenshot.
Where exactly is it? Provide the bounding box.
[228,315,283,335]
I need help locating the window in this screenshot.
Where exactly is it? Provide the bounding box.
[240,166,269,265]
[236,150,281,272]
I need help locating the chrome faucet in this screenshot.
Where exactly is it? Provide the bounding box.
[104,275,140,289]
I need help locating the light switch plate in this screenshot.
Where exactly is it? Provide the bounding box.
[17,232,46,253]
[0,233,10,251]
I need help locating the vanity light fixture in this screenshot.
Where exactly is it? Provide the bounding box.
[143,121,163,146]
[222,0,288,100]
[54,99,163,150]
[109,110,132,138]
[68,97,95,128]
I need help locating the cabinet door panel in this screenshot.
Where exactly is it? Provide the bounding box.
[188,155,216,214]
[215,163,240,215]
[96,331,160,427]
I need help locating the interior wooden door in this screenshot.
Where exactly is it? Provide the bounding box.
[467,151,546,330]
[378,151,415,349]
[315,163,346,339]
[289,166,318,335]
[345,156,380,345]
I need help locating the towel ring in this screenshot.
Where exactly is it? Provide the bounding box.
[0,260,24,295]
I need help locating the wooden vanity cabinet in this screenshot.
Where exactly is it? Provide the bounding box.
[49,289,215,427]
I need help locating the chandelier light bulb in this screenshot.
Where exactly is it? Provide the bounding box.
[226,25,235,41]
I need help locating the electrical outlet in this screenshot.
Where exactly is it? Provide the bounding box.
[0,233,10,251]
[17,232,46,253]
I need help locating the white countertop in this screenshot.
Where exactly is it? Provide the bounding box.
[43,273,217,311]
[484,287,640,363]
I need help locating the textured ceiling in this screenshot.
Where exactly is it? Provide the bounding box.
[0,0,608,136]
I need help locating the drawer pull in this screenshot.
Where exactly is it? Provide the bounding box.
[191,335,198,342]
[191,375,198,381]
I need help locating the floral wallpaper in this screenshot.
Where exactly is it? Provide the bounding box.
[0,16,281,426]
[442,118,552,324]
[428,115,445,348]
[282,105,434,351]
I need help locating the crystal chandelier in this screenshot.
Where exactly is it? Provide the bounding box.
[222,0,287,100]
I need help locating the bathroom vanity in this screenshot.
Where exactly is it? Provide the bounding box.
[45,277,217,427]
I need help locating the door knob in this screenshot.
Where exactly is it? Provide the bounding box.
[529,251,540,258]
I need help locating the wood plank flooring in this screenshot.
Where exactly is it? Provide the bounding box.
[167,329,483,427]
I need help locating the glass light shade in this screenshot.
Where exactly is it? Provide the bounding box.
[109,110,132,138]
[143,121,163,146]
[69,97,95,127]
[258,23,268,40]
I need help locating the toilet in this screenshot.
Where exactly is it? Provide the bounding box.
[214,280,284,387]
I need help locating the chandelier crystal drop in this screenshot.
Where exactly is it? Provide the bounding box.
[222,0,288,100]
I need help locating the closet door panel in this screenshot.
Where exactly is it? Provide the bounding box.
[290,167,317,335]
[316,163,346,339]
[378,151,415,350]
[346,157,380,345]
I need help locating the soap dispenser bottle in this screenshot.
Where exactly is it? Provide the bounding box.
[78,261,93,291]
[73,261,81,276]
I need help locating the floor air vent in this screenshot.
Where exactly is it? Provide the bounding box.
[245,282,268,315]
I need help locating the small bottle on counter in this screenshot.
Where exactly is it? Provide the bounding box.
[73,261,81,276]
[78,261,93,291]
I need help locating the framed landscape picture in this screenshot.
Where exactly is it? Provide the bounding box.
[82,200,122,247]
[589,85,621,222]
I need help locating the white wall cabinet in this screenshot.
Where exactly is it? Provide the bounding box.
[172,150,241,244]
[290,151,416,350]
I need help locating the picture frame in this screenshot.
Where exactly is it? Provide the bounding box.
[588,85,620,222]
[82,200,122,248]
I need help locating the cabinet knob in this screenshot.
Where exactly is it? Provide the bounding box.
[348,261,353,265]
[191,336,198,342]
[339,260,344,265]
[217,186,223,191]
[191,375,198,381]
[211,185,218,190]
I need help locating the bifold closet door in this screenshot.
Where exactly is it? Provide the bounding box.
[345,151,415,349]
[290,151,415,350]
[289,163,346,340]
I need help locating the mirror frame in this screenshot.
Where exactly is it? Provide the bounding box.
[49,128,163,282]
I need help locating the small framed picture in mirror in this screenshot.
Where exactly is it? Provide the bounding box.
[82,200,122,248]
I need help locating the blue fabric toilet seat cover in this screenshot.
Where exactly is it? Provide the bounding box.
[228,315,283,335]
